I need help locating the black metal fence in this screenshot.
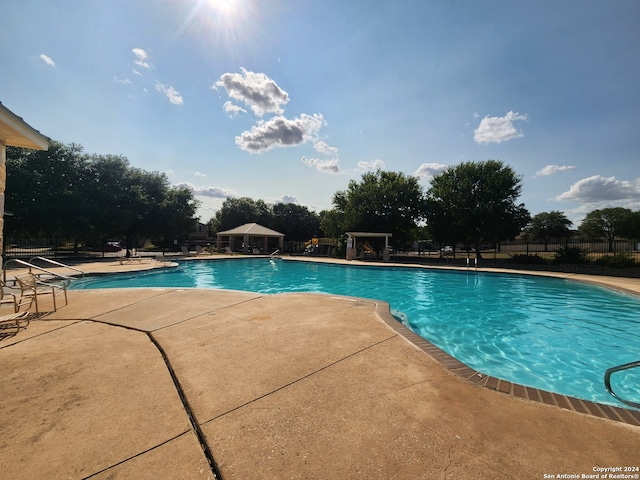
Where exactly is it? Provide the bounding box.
[389,238,640,278]
[3,237,328,259]
[2,237,111,261]
[4,235,640,278]
[499,239,640,262]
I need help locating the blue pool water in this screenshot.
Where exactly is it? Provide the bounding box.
[71,258,640,409]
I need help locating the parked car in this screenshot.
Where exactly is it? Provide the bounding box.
[102,241,122,252]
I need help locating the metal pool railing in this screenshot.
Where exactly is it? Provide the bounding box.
[604,360,640,409]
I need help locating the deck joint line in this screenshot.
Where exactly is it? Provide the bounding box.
[148,332,224,480]
[80,431,191,479]
[206,334,399,424]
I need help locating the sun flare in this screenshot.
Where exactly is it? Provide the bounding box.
[179,0,258,56]
[205,0,239,16]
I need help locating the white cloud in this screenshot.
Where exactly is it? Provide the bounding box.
[555,175,640,203]
[176,182,237,198]
[155,82,183,105]
[113,76,132,85]
[191,171,206,177]
[474,111,528,144]
[357,159,385,172]
[215,69,336,160]
[265,194,300,205]
[214,68,289,117]
[313,140,338,156]
[301,156,342,175]
[236,114,325,153]
[280,195,298,204]
[223,101,247,117]
[132,48,150,69]
[534,164,576,177]
[415,162,449,179]
[39,54,55,67]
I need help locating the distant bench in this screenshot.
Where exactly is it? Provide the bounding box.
[118,256,151,265]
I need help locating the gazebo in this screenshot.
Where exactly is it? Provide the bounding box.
[345,231,393,261]
[216,223,284,254]
[0,102,50,266]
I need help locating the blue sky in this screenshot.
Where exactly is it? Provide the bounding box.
[2,0,639,226]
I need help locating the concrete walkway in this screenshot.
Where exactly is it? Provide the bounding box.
[0,258,639,479]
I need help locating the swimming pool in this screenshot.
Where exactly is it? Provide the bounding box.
[71,258,640,409]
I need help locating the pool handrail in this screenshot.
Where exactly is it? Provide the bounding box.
[29,256,85,278]
[3,258,81,286]
[604,360,640,409]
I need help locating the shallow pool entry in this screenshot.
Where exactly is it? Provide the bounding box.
[71,258,640,409]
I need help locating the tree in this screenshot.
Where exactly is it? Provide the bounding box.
[330,170,427,244]
[84,154,133,241]
[86,155,182,248]
[6,142,91,239]
[425,160,529,256]
[155,185,200,248]
[118,167,198,249]
[624,210,640,240]
[6,141,199,249]
[208,197,273,233]
[578,207,634,252]
[271,203,320,241]
[319,209,343,239]
[524,211,573,251]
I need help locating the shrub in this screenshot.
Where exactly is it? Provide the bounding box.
[594,253,637,268]
[554,246,590,264]
[509,254,548,265]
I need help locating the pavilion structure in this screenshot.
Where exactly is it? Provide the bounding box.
[216,223,284,254]
[345,232,393,261]
[0,103,50,266]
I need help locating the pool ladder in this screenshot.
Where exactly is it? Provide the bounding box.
[604,360,640,409]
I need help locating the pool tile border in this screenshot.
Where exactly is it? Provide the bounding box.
[377,305,640,427]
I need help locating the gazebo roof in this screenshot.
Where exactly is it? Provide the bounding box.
[346,232,393,238]
[0,102,50,150]
[217,223,285,237]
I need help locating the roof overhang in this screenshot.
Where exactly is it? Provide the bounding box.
[0,102,50,150]
[217,223,285,237]
[346,232,393,238]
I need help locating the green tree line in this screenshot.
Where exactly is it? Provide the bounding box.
[211,161,532,254]
[524,208,640,252]
[6,141,199,251]
[208,197,321,242]
[7,141,640,255]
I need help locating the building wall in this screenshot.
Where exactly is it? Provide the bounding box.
[0,139,6,267]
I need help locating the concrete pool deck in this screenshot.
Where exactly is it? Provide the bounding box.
[1,256,639,479]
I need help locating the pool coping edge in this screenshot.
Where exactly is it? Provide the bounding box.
[372,300,640,427]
